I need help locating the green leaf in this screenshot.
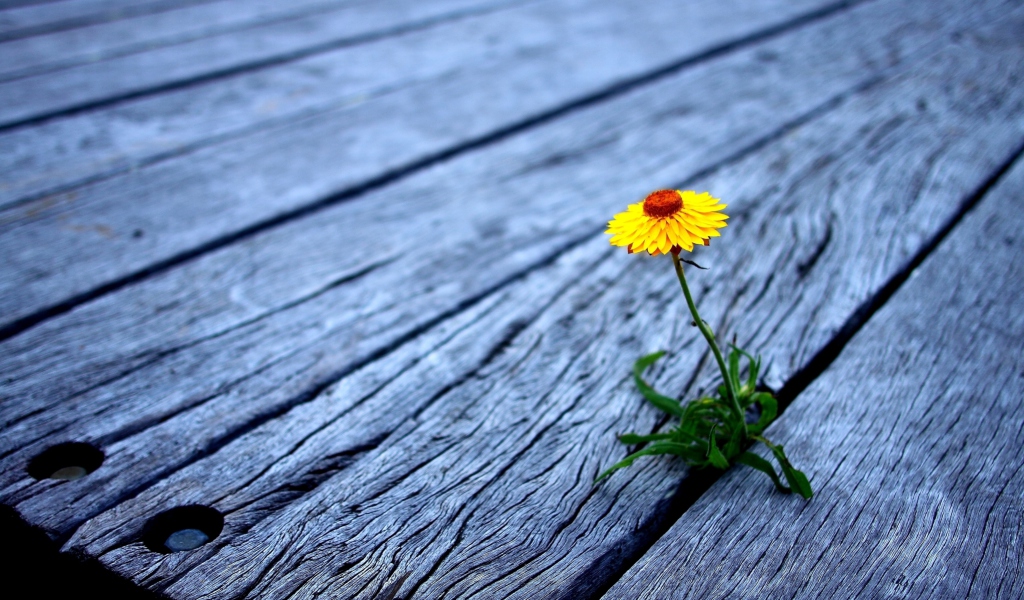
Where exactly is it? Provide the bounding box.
[706,427,730,469]
[617,432,673,445]
[728,348,742,396]
[749,392,778,434]
[747,355,761,391]
[787,468,814,499]
[730,344,761,392]
[594,441,692,484]
[735,452,790,494]
[768,443,814,499]
[723,423,744,459]
[685,402,731,424]
[666,426,706,446]
[633,352,684,417]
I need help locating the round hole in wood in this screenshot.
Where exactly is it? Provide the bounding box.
[142,506,224,553]
[27,442,104,481]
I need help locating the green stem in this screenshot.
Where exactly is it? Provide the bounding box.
[670,252,747,436]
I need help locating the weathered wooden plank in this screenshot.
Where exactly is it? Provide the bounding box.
[0,0,367,83]
[0,3,1016,598]
[0,0,843,334]
[0,0,839,215]
[52,13,1024,597]
[0,0,219,43]
[601,130,1024,600]
[0,0,986,529]
[0,0,536,214]
[0,1,51,11]
[0,1,50,11]
[0,0,526,129]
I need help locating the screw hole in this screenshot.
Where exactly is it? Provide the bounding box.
[142,506,223,553]
[27,442,104,481]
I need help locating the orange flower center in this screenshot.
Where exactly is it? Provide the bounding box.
[642,190,683,218]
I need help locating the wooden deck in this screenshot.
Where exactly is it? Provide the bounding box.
[1,0,1022,597]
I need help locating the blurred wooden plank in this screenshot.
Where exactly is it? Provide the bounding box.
[0,0,842,335]
[0,0,529,214]
[0,0,219,42]
[0,0,527,129]
[0,0,367,82]
[59,13,1024,597]
[0,0,53,10]
[600,125,1024,600]
[0,0,838,214]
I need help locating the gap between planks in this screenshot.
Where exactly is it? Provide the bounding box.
[0,0,979,512]
[589,135,1024,600]
[0,0,401,84]
[0,0,538,214]
[0,0,876,342]
[2,3,1015,593]
[600,125,1024,600]
[2,0,1015,536]
[0,0,536,132]
[0,0,223,43]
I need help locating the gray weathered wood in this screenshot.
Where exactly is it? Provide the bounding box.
[601,125,1024,600]
[0,0,522,129]
[0,0,530,213]
[0,0,368,83]
[0,0,842,333]
[0,0,836,214]
[57,15,1024,597]
[0,0,990,530]
[0,0,219,43]
[0,2,1016,597]
[0,1,54,8]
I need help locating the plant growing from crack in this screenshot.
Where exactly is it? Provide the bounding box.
[595,189,812,498]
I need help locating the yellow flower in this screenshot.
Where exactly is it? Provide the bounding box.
[606,190,728,255]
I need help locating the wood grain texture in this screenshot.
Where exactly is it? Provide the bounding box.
[0,0,516,129]
[0,0,220,43]
[0,0,368,83]
[601,119,1024,600]
[0,0,843,334]
[0,1,54,9]
[0,0,528,213]
[2,4,1016,599]
[72,23,1024,598]
[0,0,996,537]
[0,0,837,214]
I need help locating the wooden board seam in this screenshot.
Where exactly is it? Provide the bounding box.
[591,140,1024,600]
[0,0,221,44]
[36,66,973,555]
[0,0,425,85]
[0,0,868,344]
[0,0,528,133]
